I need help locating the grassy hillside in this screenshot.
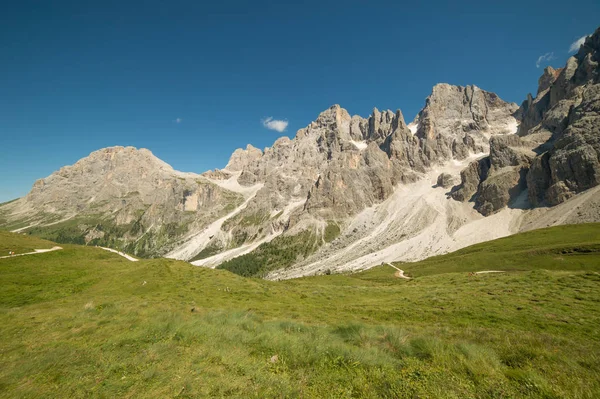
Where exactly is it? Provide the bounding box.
[396,223,600,277]
[1,226,599,397]
[0,230,57,255]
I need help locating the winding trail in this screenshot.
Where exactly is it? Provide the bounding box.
[0,246,62,259]
[474,270,505,275]
[1,245,138,262]
[386,262,411,280]
[98,247,139,262]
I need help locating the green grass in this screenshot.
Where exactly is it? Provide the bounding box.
[189,243,223,262]
[0,230,57,255]
[0,225,599,397]
[397,223,600,277]
[223,211,270,230]
[324,220,341,243]
[18,213,194,258]
[217,231,321,277]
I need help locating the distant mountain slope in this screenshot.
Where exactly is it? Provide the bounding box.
[1,27,599,277]
[0,146,245,256]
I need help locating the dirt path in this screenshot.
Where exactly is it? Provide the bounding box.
[98,247,139,262]
[0,246,62,259]
[386,263,411,280]
[474,270,505,274]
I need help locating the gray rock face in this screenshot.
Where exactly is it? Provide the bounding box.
[517,27,600,206]
[452,26,600,214]
[452,131,542,214]
[488,135,535,168]
[414,84,519,162]
[526,152,552,206]
[475,166,527,216]
[451,157,490,202]
[436,173,455,188]
[538,66,562,95]
[225,144,263,172]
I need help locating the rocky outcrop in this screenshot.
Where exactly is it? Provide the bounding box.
[415,84,519,162]
[475,135,538,214]
[475,167,527,216]
[451,27,600,214]
[518,27,600,206]
[225,144,263,171]
[543,85,600,204]
[436,173,455,188]
[451,134,541,214]
[538,66,562,95]
[451,157,490,202]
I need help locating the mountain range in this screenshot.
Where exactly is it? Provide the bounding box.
[2,27,599,279]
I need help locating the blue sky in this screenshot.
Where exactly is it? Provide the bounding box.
[1,1,599,202]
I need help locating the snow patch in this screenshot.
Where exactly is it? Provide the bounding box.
[350,140,368,150]
[204,171,260,195]
[506,118,519,134]
[407,122,419,134]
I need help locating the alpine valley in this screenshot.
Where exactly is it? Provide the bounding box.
[2,28,600,279]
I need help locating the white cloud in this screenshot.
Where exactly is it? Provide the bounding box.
[261,117,288,132]
[174,118,182,124]
[568,35,589,53]
[536,52,555,68]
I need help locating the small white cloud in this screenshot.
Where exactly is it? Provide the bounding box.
[536,52,555,68]
[262,117,288,132]
[568,35,589,53]
[174,118,182,124]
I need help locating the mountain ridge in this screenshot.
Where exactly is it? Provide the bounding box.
[2,27,600,278]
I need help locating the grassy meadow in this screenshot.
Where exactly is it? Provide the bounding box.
[0,231,57,256]
[0,224,599,398]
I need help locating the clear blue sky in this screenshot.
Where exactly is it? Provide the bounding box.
[1,1,599,202]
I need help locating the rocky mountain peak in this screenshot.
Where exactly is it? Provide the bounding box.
[308,104,353,140]
[81,145,154,160]
[537,66,562,95]
[415,83,519,142]
[367,108,401,142]
[51,146,177,181]
[1,144,246,258]
[225,144,264,171]
[454,26,600,216]
[26,145,202,206]
[575,29,600,61]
